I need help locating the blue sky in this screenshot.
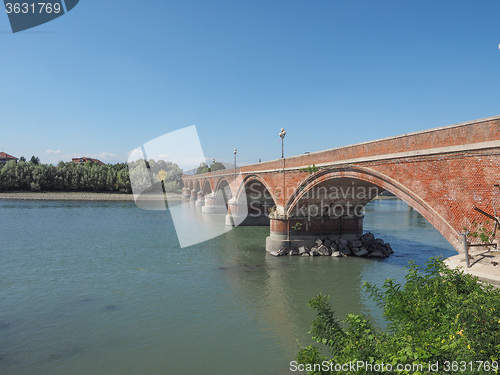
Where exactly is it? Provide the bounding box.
[1,0,499,167]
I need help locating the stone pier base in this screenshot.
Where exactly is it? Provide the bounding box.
[182,188,191,199]
[265,215,363,253]
[195,191,205,207]
[190,189,197,202]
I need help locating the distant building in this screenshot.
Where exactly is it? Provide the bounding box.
[0,152,18,166]
[71,157,105,165]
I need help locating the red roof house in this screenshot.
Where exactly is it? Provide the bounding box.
[0,152,18,166]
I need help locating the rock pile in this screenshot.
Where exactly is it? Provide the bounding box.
[274,232,394,258]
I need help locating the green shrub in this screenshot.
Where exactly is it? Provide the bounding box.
[296,257,500,374]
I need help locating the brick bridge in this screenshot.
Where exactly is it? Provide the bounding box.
[182,116,500,253]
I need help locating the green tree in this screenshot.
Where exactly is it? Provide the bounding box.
[154,161,183,193]
[196,162,209,175]
[296,257,500,374]
[117,168,131,193]
[0,160,18,190]
[16,160,33,190]
[30,155,40,165]
[211,162,226,172]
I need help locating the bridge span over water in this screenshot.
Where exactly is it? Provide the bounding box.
[182,116,500,253]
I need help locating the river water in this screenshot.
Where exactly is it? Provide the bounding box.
[0,199,456,375]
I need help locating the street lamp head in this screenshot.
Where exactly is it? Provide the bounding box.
[281,128,285,132]
[212,158,215,163]
[234,148,237,154]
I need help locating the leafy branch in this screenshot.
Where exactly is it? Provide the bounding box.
[299,164,319,174]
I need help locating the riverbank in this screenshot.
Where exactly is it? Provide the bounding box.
[445,248,500,287]
[0,191,183,201]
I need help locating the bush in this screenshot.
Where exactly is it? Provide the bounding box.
[296,257,500,374]
[30,182,40,191]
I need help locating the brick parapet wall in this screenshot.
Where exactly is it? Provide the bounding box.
[184,116,499,179]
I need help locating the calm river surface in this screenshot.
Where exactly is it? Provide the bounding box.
[0,199,456,375]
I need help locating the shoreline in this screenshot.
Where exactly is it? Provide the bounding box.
[444,249,500,287]
[0,191,183,202]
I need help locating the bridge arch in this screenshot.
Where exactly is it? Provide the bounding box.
[286,166,460,250]
[202,179,212,195]
[235,175,277,205]
[227,175,277,226]
[213,177,232,206]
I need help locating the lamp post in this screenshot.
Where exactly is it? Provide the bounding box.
[279,128,286,159]
[233,148,237,174]
[211,158,215,200]
[279,128,286,204]
[279,128,289,245]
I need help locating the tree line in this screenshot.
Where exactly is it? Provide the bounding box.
[0,157,184,193]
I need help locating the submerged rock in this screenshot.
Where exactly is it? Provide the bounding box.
[354,249,369,257]
[339,245,351,256]
[274,232,394,260]
[317,245,330,256]
[361,233,375,247]
[369,250,387,258]
[289,248,300,256]
[350,240,363,248]
[383,243,394,254]
[277,247,290,256]
[338,238,349,246]
[298,246,308,255]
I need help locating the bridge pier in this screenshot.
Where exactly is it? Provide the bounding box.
[201,193,227,214]
[182,187,191,199]
[225,202,270,226]
[195,191,205,207]
[190,189,198,202]
[265,215,364,253]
